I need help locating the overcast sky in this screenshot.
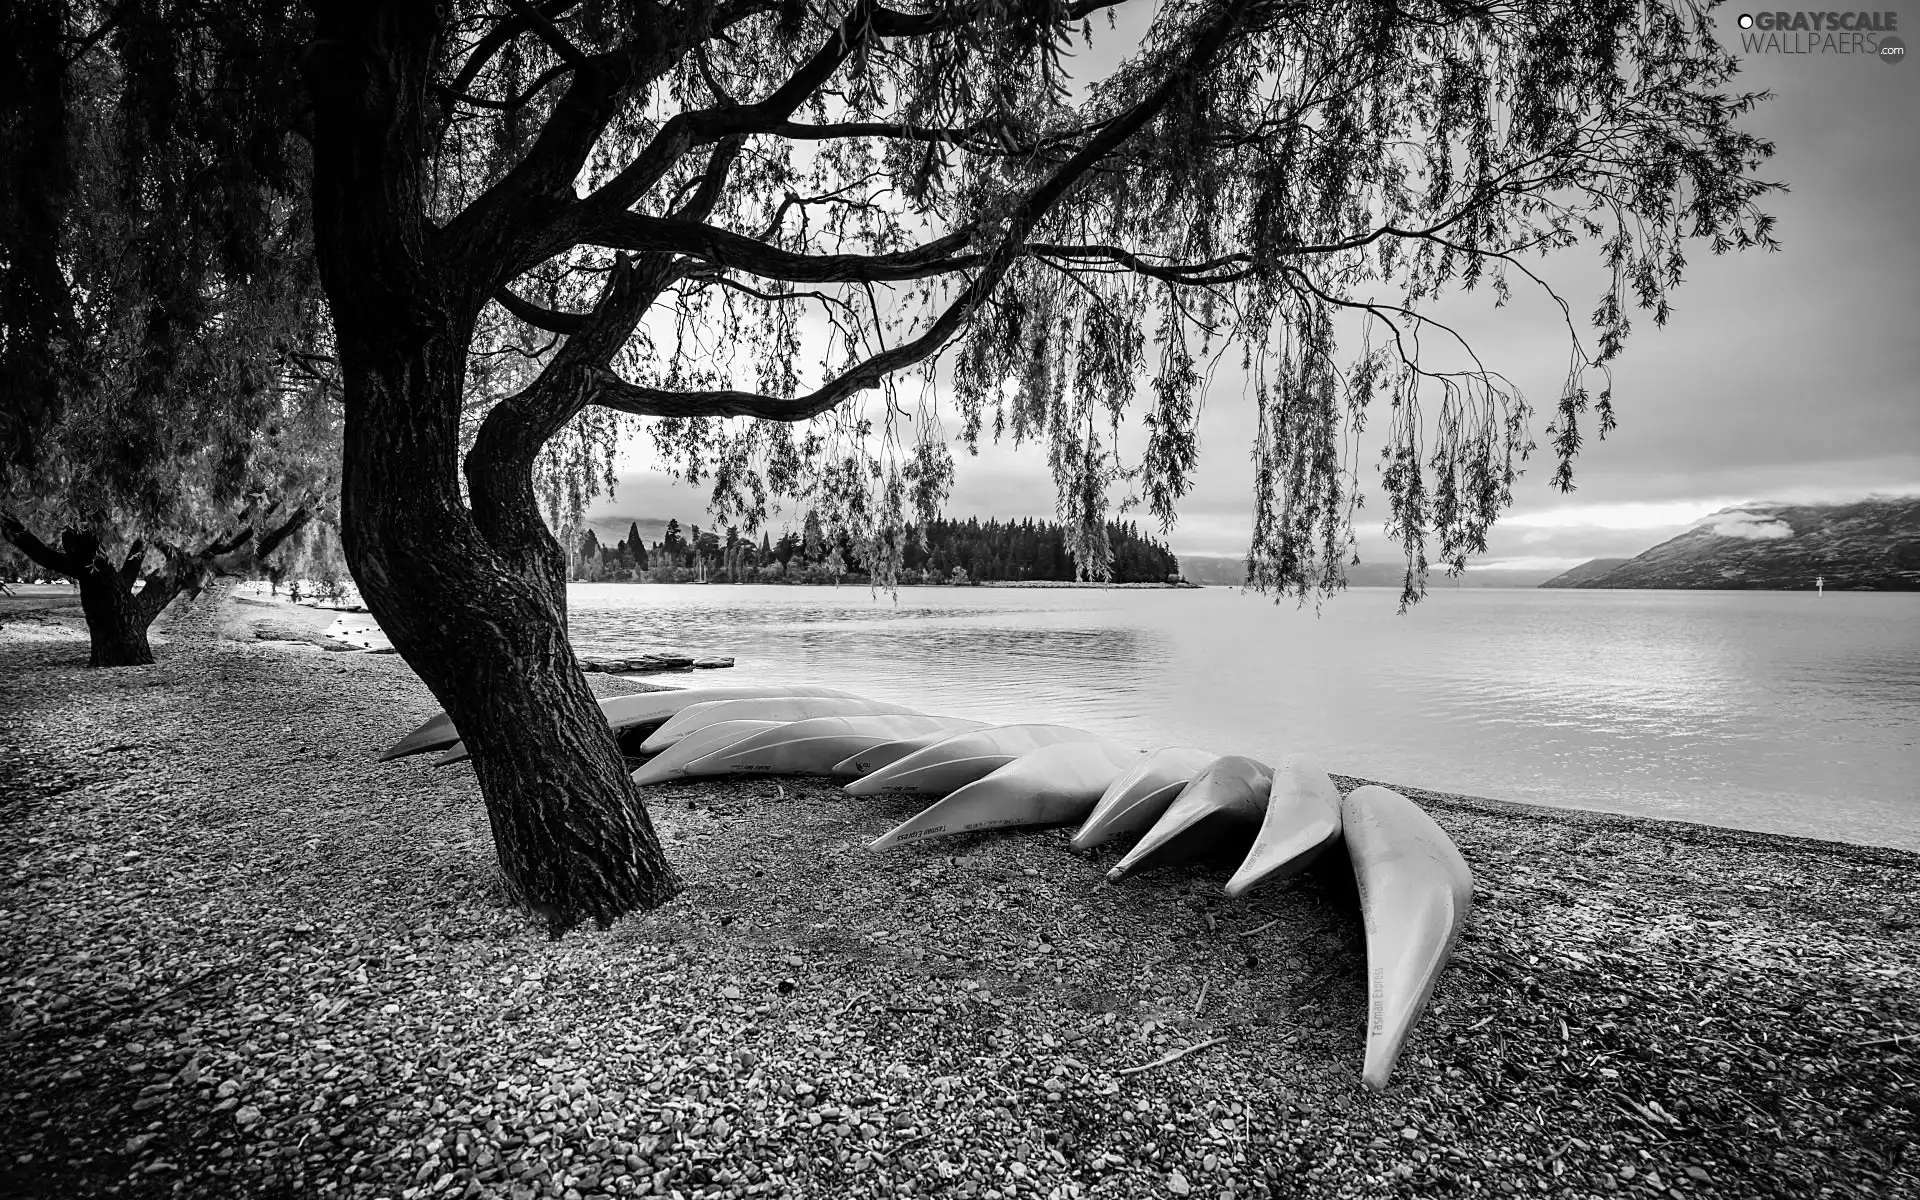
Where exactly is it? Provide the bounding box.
[586,16,1919,572]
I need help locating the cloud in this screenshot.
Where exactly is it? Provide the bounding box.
[1693,510,1795,540]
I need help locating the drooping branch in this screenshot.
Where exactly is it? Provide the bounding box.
[591,0,1259,422]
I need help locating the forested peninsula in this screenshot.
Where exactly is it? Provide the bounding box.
[571,516,1186,585]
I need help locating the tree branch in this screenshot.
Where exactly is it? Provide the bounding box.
[0,513,88,576]
[446,0,585,95]
[504,0,594,72]
[253,507,314,562]
[590,0,1257,422]
[494,286,591,335]
[588,211,983,282]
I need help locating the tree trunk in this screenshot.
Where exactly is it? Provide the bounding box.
[305,3,679,934]
[334,344,680,935]
[75,562,158,667]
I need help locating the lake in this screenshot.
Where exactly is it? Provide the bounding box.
[567,583,1920,852]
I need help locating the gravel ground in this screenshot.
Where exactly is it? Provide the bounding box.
[2,601,1916,1200]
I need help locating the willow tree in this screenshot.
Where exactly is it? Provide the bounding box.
[302,0,1776,930]
[0,0,336,666]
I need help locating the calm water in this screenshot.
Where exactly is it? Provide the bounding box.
[568,584,1920,851]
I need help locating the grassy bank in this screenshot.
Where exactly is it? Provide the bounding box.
[1,600,1915,1200]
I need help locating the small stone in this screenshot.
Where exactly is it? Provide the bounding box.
[1168,1170,1191,1196]
[234,1105,264,1128]
[1400,1127,1420,1140]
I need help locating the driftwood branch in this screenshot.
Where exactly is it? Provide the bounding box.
[1116,1036,1230,1076]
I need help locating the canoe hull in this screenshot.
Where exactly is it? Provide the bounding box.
[868,742,1145,850]
[842,725,1113,797]
[630,720,786,786]
[638,696,923,754]
[378,684,857,762]
[687,715,988,777]
[831,732,963,778]
[1107,755,1273,881]
[1342,784,1474,1091]
[1223,753,1343,897]
[1071,746,1219,850]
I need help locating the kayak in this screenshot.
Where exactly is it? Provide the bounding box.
[842,725,1116,797]
[630,720,787,786]
[868,741,1146,850]
[684,714,988,777]
[1342,784,1474,1091]
[637,695,924,754]
[378,684,857,761]
[1106,755,1273,882]
[1222,753,1343,897]
[1070,746,1219,851]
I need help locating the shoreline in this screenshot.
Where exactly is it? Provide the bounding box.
[2,607,1915,1198]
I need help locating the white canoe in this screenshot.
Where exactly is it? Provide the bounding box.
[1344,784,1474,1091]
[1222,753,1343,897]
[868,742,1147,851]
[684,715,988,777]
[638,695,924,754]
[378,684,857,761]
[831,731,972,778]
[1070,747,1219,851]
[842,725,1115,797]
[1106,755,1273,882]
[631,720,786,786]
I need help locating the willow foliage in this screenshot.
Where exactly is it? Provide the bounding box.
[0,0,337,564]
[364,0,1775,604]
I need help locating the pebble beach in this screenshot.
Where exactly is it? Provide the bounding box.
[1,592,1916,1199]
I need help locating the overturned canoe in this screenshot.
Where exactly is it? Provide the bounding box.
[684,714,988,778]
[868,741,1146,851]
[378,684,856,762]
[1070,746,1219,851]
[638,695,924,754]
[1222,753,1343,897]
[831,731,973,778]
[1107,755,1273,882]
[842,724,1115,797]
[1343,784,1474,1091]
[630,720,786,786]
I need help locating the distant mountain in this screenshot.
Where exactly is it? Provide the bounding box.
[1178,555,1248,585]
[1538,557,1633,588]
[1551,497,1920,591]
[1178,554,1556,589]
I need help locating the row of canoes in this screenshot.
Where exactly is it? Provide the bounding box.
[380,686,1474,1091]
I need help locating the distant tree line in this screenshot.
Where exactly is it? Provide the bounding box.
[572,516,1183,585]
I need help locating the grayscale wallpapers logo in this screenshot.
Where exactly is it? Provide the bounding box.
[1734,11,1906,61]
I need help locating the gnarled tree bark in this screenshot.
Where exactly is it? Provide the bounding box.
[306,4,680,934]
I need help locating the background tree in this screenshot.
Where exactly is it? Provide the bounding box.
[302,0,1776,931]
[1,0,337,667]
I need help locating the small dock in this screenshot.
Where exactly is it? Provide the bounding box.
[578,653,734,674]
